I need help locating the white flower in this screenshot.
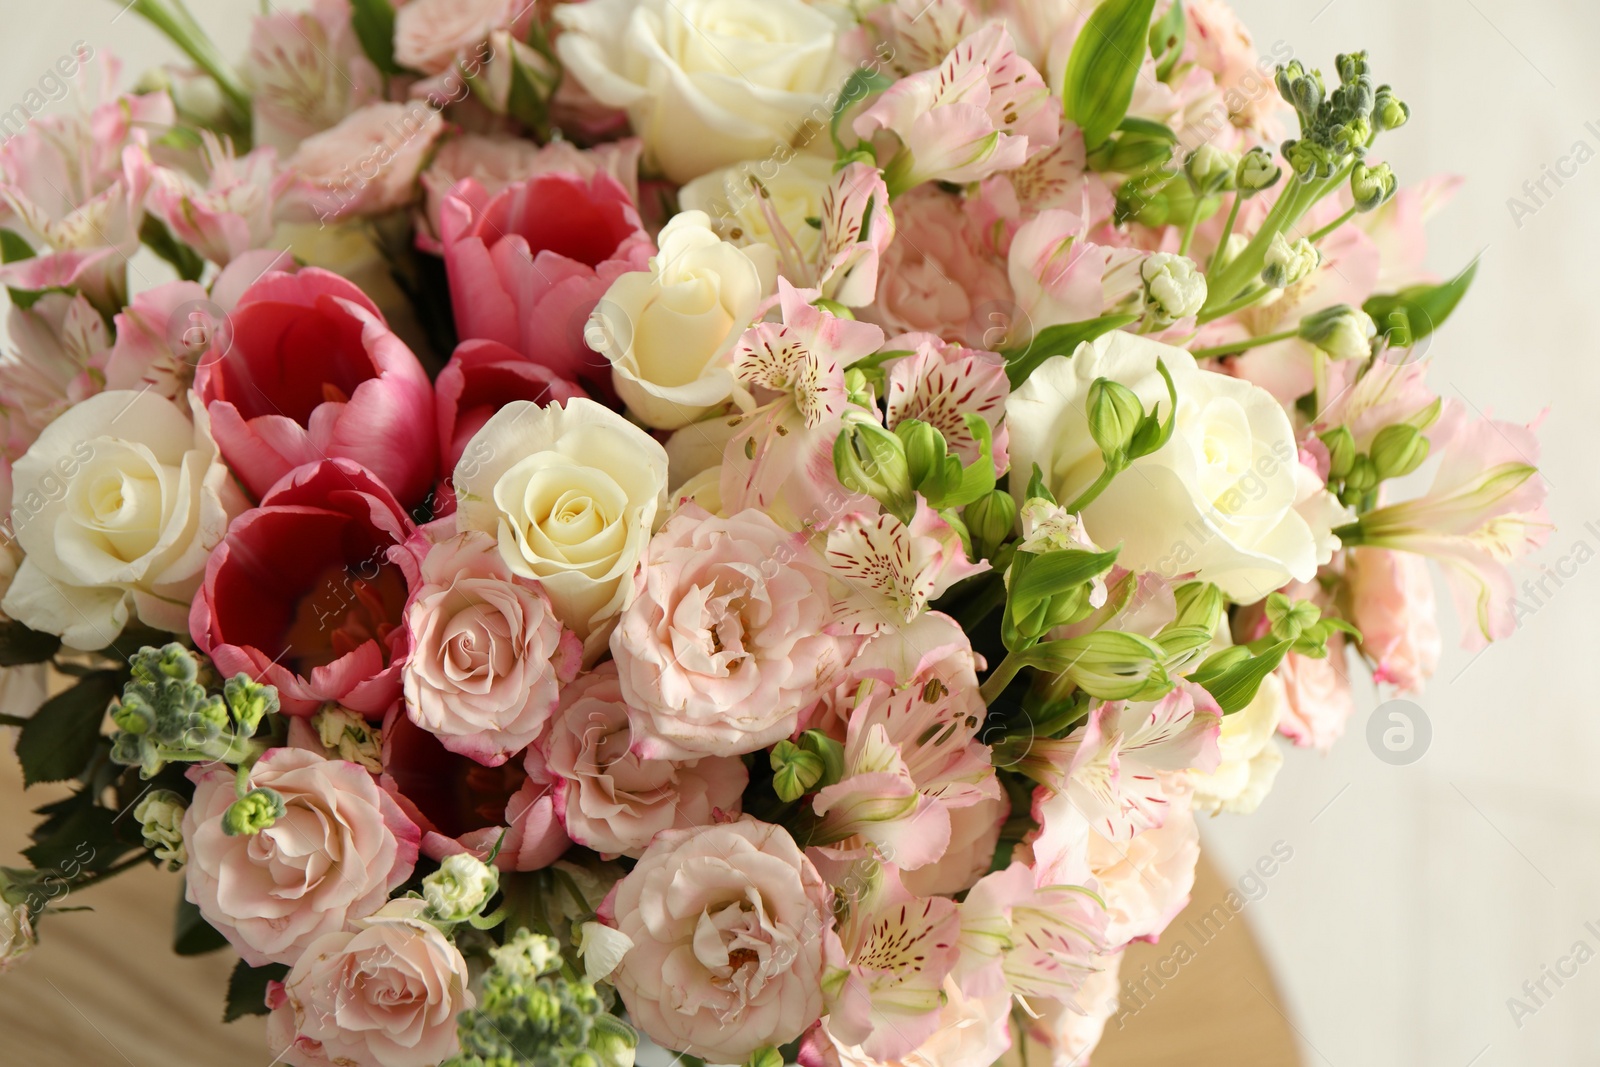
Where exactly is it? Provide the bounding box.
[2,391,246,649]
[1006,331,1333,603]
[554,0,846,184]
[1141,252,1207,324]
[134,789,188,870]
[422,853,499,923]
[311,707,382,773]
[453,398,668,653]
[1191,672,1287,815]
[1261,233,1319,289]
[590,211,775,429]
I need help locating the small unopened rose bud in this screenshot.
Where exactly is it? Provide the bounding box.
[1236,147,1283,194]
[1369,423,1431,480]
[1088,378,1146,459]
[222,787,286,837]
[1261,234,1319,289]
[423,852,500,923]
[1351,162,1398,211]
[1186,144,1238,196]
[1140,252,1207,325]
[1299,304,1378,360]
[135,789,188,870]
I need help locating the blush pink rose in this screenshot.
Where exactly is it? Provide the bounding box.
[381,705,569,871]
[1277,638,1357,750]
[403,530,581,767]
[1346,547,1441,693]
[434,339,586,470]
[286,103,444,223]
[183,748,420,967]
[543,664,747,858]
[190,460,418,717]
[611,505,844,760]
[269,901,473,1067]
[600,819,840,1063]
[439,172,653,391]
[394,0,532,75]
[195,266,438,506]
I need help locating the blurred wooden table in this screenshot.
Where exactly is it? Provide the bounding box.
[0,755,1302,1065]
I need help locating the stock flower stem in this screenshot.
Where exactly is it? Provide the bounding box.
[1208,194,1246,272]
[1307,205,1359,244]
[1190,327,1299,359]
[1197,285,1272,325]
[128,0,252,124]
[1178,209,1203,259]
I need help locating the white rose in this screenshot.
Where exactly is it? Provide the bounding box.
[453,398,668,653]
[679,154,835,265]
[1191,672,1287,815]
[2,391,245,650]
[590,210,774,429]
[1006,331,1332,603]
[554,0,846,184]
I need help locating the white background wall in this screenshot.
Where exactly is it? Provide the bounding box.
[2,1,1596,1065]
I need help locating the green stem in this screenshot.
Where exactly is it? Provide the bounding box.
[1208,193,1246,273]
[1307,205,1358,244]
[1178,207,1203,259]
[1063,457,1124,515]
[1197,285,1271,326]
[127,0,252,125]
[980,652,1030,705]
[1189,327,1298,360]
[1311,347,1329,415]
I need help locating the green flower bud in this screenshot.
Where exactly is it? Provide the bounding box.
[1029,631,1171,702]
[110,694,155,736]
[1336,51,1371,88]
[1350,162,1397,211]
[770,740,826,802]
[224,674,279,735]
[1087,378,1145,460]
[1140,252,1207,325]
[222,787,286,837]
[964,489,1018,561]
[1171,581,1226,635]
[1374,85,1409,131]
[843,367,875,408]
[1261,234,1319,289]
[896,419,945,490]
[423,852,500,923]
[1265,593,1322,643]
[1369,423,1431,481]
[1276,61,1324,119]
[1185,144,1238,196]
[798,729,845,788]
[1236,147,1282,194]
[135,789,188,870]
[746,1049,785,1067]
[1320,426,1357,481]
[1344,453,1379,495]
[1299,304,1377,360]
[588,1014,639,1067]
[834,416,913,521]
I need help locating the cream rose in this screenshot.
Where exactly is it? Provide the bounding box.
[1006,332,1337,603]
[402,531,582,767]
[453,398,668,653]
[679,154,835,265]
[270,900,473,1067]
[2,391,245,650]
[590,210,774,429]
[183,748,420,967]
[601,818,837,1062]
[543,664,747,857]
[1191,671,1287,815]
[554,0,845,183]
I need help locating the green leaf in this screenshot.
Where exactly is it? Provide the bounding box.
[23,789,141,874]
[1189,640,1293,713]
[1003,313,1139,388]
[176,891,230,956]
[226,959,289,1021]
[1025,464,1056,506]
[138,214,205,282]
[1061,0,1160,149]
[504,50,556,136]
[0,620,60,667]
[15,671,122,787]
[1364,259,1479,351]
[1148,0,1187,81]
[1008,548,1122,607]
[830,67,896,156]
[0,229,35,263]
[349,0,405,76]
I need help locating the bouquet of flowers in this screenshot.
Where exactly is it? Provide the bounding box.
[0,0,1548,1064]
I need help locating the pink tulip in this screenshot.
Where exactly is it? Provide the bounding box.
[435,339,586,470]
[439,172,654,391]
[195,266,438,506]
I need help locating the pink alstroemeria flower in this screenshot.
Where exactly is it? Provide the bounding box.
[140,132,291,266]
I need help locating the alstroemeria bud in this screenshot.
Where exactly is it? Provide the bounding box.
[1141,252,1207,324]
[834,416,913,521]
[965,489,1019,561]
[135,789,188,871]
[1374,85,1410,131]
[222,787,286,837]
[1370,423,1431,480]
[770,740,826,803]
[1088,378,1145,459]
[1186,144,1238,196]
[1029,631,1171,701]
[1172,581,1226,635]
[1320,426,1357,481]
[1237,147,1283,194]
[423,853,500,923]
[1299,304,1377,360]
[1261,234,1319,289]
[1344,453,1379,495]
[1351,162,1398,211]
[747,1049,785,1067]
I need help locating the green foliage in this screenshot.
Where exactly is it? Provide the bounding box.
[349,0,406,75]
[225,959,289,1021]
[1364,259,1478,352]
[16,671,123,787]
[1061,0,1160,149]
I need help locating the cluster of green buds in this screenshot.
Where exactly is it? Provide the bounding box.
[1277,51,1404,208]
[445,930,637,1067]
[109,645,277,779]
[1189,592,1359,712]
[1320,399,1440,507]
[770,729,845,803]
[833,411,999,552]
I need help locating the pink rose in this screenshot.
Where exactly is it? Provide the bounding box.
[381,706,569,871]
[434,339,586,470]
[190,460,418,717]
[611,505,844,760]
[600,819,840,1063]
[403,531,581,766]
[1347,547,1441,693]
[195,266,438,506]
[395,0,532,75]
[543,664,747,858]
[1277,639,1357,750]
[270,901,473,1067]
[440,172,653,391]
[183,748,420,967]
[286,103,444,223]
